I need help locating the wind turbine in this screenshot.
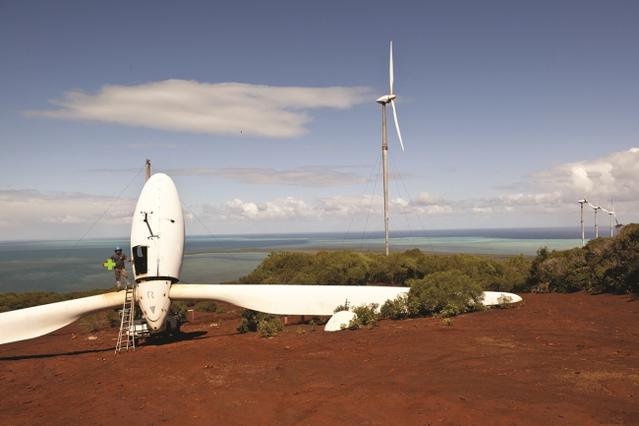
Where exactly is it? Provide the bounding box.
[578,199,587,246]
[376,41,405,256]
[586,201,601,238]
[599,199,619,237]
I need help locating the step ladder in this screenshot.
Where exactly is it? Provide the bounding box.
[115,283,136,354]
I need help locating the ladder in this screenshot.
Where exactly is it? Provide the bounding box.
[115,283,136,354]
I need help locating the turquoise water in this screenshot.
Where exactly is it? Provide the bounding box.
[0,228,583,293]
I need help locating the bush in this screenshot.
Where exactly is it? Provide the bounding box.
[238,248,531,290]
[170,301,189,321]
[237,309,284,337]
[194,301,219,312]
[407,270,484,317]
[526,224,639,295]
[257,316,284,337]
[333,300,351,313]
[78,311,119,332]
[380,294,413,320]
[0,288,110,313]
[348,304,379,330]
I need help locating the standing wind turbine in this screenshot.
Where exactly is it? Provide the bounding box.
[578,199,587,247]
[586,201,601,238]
[376,41,405,256]
[599,199,618,237]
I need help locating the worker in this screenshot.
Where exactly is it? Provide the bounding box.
[110,246,130,291]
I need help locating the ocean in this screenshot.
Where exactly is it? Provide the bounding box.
[0,228,586,293]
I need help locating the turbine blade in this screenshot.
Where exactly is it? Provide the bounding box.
[389,41,394,94]
[0,291,125,345]
[171,284,408,316]
[170,284,522,316]
[390,99,405,151]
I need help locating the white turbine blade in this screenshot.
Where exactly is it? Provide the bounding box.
[390,99,405,151]
[0,291,125,345]
[171,284,407,315]
[170,284,522,315]
[389,41,394,94]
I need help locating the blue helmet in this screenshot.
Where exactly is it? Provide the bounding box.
[114,246,122,252]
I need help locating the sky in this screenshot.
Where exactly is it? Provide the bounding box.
[1,0,638,240]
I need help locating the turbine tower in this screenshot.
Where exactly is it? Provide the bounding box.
[586,201,601,238]
[145,159,151,182]
[578,199,587,246]
[376,41,405,256]
[600,199,617,237]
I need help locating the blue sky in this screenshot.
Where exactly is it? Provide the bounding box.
[1,0,638,240]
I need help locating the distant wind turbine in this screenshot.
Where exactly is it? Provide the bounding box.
[376,41,406,256]
[599,199,619,237]
[586,201,601,238]
[578,199,588,246]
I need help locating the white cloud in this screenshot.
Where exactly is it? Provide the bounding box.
[27,79,372,138]
[195,148,639,226]
[3,148,637,238]
[458,147,639,221]
[219,197,314,220]
[167,166,366,187]
[200,193,457,223]
[530,147,639,203]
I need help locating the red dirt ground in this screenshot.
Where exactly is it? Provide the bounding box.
[1,292,638,425]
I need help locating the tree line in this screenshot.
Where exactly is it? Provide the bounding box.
[240,223,639,295]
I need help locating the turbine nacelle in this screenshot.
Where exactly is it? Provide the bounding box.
[376,94,396,104]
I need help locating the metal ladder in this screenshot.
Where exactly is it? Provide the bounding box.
[115,283,136,354]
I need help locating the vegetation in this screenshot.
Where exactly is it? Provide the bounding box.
[379,270,485,321]
[237,309,284,337]
[527,224,639,294]
[0,288,110,313]
[406,270,485,317]
[347,304,379,330]
[241,225,638,297]
[78,311,120,333]
[333,300,351,313]
[194,301,220,313]
[4,224,637,336]
[239,249,531,291]
[257,316,284,337]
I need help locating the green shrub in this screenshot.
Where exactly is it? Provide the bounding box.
[348,304,379,330]
[257,316,284,337]
[194,301,219,312]
[368,251,422,285]
[237,248,531,290]
[239,252,316,284]
[0,288,110,313]
[407,270,484,317]
[78,310,119,332]
[170,301,189,321]
[380,294,412,320]
[526,224,639,295]
[237,309,284,337]
[333,300,351,313]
